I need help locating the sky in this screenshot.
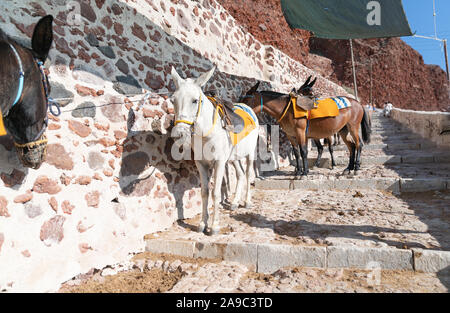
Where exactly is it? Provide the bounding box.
[401,0,450,71]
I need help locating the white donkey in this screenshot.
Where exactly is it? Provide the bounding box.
[170,66,259,235]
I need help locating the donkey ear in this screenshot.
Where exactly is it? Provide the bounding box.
[248,81,260,93]
[299,75,312,91]
[32,15,53,61]
[309,77,317,88]
[195,66,216,87]
[171,66,184,90]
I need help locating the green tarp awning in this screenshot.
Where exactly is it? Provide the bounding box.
[281,0,413,39]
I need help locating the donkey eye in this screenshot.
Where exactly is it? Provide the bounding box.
[192,99,198,104]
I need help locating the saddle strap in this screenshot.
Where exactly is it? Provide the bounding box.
[207,96,231,126]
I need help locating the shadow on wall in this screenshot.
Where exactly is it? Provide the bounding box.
[0,0,296,221]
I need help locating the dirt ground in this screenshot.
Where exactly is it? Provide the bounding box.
[58,252,449,293]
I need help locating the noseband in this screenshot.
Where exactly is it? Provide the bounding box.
[174,94,203,127]
[174,94,221,137]
[6,42,61,149]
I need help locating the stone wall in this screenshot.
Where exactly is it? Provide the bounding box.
[390,108,450,148]
[0,0,350,292]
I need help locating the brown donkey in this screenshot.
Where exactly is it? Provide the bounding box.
[240,82,371,177]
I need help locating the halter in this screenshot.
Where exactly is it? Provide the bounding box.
[6,42,60,149]
[8,43,25,107]
[174,94,221,137]
[241,92,264,114]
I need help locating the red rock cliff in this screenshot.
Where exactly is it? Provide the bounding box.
[218,0,450,112]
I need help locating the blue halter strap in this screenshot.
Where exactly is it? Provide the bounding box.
[260,93,263,113]
[8,43,25,107]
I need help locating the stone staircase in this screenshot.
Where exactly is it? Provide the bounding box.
[143,111,450,278]
[255,111,450,193]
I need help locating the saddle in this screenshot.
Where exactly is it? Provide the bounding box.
[206,93,245,133]
[289,91,318,111]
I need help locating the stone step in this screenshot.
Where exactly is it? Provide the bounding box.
[331,142,435,151]
[144,238,450,273]
[255,177,449,193]
[299,154,450,167]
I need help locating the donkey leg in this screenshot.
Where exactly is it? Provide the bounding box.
[327,138,336,168]
[313,139,323,168]
[244,155,254,209]
[230,160,245,210]
[348,125,363,175]
[196,161,210,233]
[209,160,226,235]
[354,143,363,174]
[292,145,302,176]
[339,128,355,175]
[299,143,309,176]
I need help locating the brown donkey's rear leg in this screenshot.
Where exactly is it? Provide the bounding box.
[348,124,363,175]
[313,139,324,168]
[339,127,356,175]
[325,137,337,169]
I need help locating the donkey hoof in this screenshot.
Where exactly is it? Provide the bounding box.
[207,227,220,236]
[245,202,253,210]
[342,169,351,175]
[230,204,238,211]
[197,223,206,233]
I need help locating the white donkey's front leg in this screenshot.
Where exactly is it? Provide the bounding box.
[196,161,210,233]
[209,159,226,235]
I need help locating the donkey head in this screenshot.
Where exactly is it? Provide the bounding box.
[0,15,53,169]
[297,75,317,97]
[170,66,216,142]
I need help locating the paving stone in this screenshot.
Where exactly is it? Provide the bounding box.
[145,239,195,258]
[400,178,447,192]
[327,246,413,270]
[402,156,435,164]
[257,244,326,273]
[413,249,450,273]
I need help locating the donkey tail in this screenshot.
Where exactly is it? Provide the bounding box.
[361,108,372,144]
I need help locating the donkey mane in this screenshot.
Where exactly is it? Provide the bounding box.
[260,90,288,99]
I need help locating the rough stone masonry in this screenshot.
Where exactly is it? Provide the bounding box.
[0,0,350,292]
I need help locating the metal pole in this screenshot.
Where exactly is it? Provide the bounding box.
[369,57,373,106]
[349,39,358,100]
[444,39,449,81]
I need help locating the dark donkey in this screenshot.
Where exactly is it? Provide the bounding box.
[240,81,371,177]
[0,15,54,169]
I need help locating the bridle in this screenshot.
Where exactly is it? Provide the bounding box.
[241,92,264,114]
[6,42,60,149]
[173,94,222,137]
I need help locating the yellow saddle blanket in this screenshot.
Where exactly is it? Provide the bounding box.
[0,108,6,136]
[293,97,351,120]
[229,104,257,146]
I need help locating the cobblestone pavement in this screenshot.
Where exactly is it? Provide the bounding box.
[59,252,449,293]
[150,189,450,251]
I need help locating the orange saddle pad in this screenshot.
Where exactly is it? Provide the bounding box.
[0,108,6,136]
[293,97,351,120]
